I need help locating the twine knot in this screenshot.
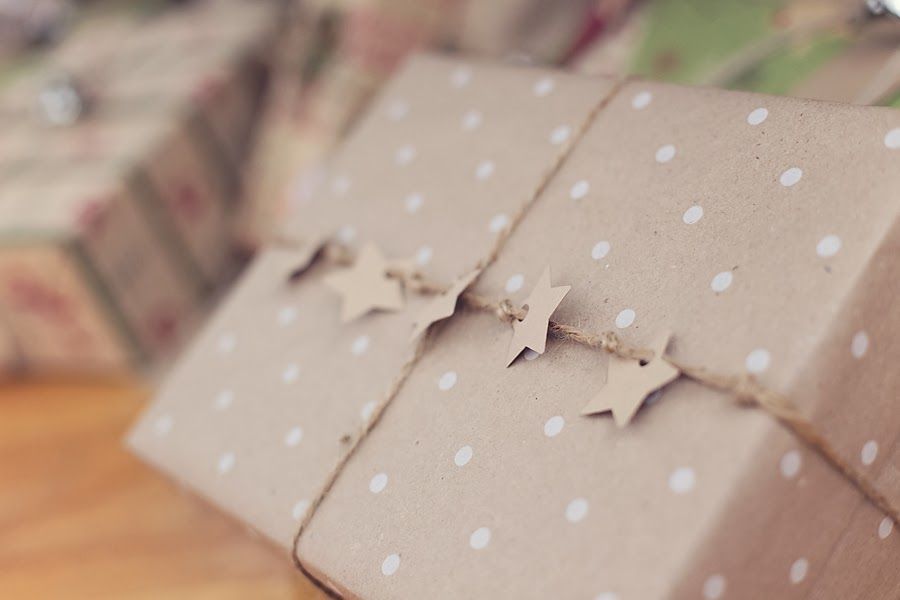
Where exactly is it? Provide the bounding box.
[497,299,524,322]
[598,331,621,354]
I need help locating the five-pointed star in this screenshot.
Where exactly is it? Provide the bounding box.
[410,269,480,340]
[324,243,404,322]
[581,333,681,427]
[505,266,570,366]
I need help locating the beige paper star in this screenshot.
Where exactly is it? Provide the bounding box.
[410,269,480,340]
[324,243,404,322]
[581,333,681,427]
[505,266,570,366]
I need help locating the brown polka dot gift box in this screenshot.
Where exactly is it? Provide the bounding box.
[129,54,900,599]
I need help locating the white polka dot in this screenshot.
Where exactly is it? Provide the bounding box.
[284,426,303,447]
[851,331,869,359]
[291,499,310,521]
[381,553,400,576]
[861,440,878,465]
[277,306,297,326]
[569,179,589,200]
[745,349,770,374]
[213,389,233,411]
[594,593,620,600]
[451,66,472,88]
[216,332,236,354]
[549,125,571,145]
[475,160,495,181]
[885,128,900,149]
[469,527,491,549]
[360,400,376,421]
[565,498,589,523]
[404,192,424,214]
[488,213,510,233]
[461,109,482,131]
[394,144,416,166]
[386,99,409,121]
[816,235,841,258]
[747,107,768,125]
[438,371,457,391]
[668,467,695,494]
[282,363,300,384]
[337,225,356,243]
[454,445,473,467]
[789,558,808,584]
[591,241,611,260]
[780,450,801,479]
[703,574,726,599]
[533,77,555,97]
[153,414,173,436]
[655,144,676,163]
[710,271,733,293]
[505,274,524,293]
[217,451,235,475]
[369,472,388,494]
[879,517,893,539]
[351,335,370,356]
[615,309,635,329]
[682,205,704,224]
[631,91,652,109]
[523,348,540,361]
[331,175,351,196]
[415,245,433,266]
[543,415,565,437]
[780,167,803,187]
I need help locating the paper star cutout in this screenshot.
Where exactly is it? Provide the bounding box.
[324,243,404,322]
[581,332,681,427]
[410,269,480,340]
[505,266,570,366]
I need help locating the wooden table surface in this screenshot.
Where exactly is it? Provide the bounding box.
[0,377,323,599]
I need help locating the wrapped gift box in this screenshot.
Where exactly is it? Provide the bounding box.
[0,0,277,372]
[0,163,199,372]
[130,55,900,598]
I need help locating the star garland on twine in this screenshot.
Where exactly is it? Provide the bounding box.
[286,238,900,531]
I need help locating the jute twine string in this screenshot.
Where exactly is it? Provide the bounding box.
[296,243,900,533]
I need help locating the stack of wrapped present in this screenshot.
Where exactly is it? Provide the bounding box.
[130,55,900,598]
[0,0,277,373]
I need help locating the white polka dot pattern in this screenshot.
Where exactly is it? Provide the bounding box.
[668,467,696,494]
[703,574,726,599]
[369,472,388,494]
[615,309,635,329]
[469,527,491,549]
[779,167,802,187]
[631,91,652,109]
[543,416,564,437]
[381,554,400,576]
[747,107,768,125]
[789,558,808,584]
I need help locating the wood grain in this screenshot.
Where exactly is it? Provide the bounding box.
[0,378,324,599]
